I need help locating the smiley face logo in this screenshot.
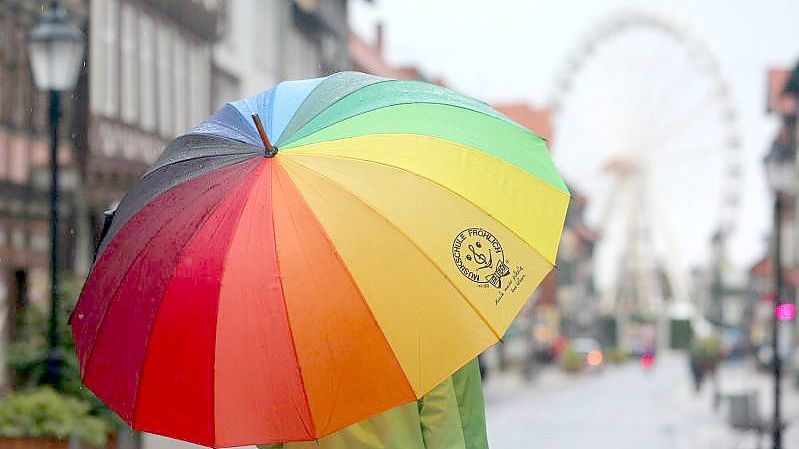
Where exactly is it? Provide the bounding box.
[452,228,509,288]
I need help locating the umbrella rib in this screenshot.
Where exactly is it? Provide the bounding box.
[280,158,505,343]
[79,159,254,374]
[273,77,330,143]
[82,161,258,426]
[81,206,190,376]
[276,77,394,147]
[281,101,521,150]
[287,130,568,201]
[271,162,418,406]
[266,167,319,439]
[143,151,259,179]
[283,145,565,267]
[97,156,258,259]
[144,134,262,177]
[129,162,264,436]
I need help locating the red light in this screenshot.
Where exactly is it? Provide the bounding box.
[640,353,655,369]
[586,350,603,366]
[776,303,796,321]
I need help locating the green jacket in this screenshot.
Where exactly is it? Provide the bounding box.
[258,359,488,449]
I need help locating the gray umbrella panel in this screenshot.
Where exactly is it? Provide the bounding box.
[96,134,261,259]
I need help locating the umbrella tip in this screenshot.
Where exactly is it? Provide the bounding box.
[251,113,277,157]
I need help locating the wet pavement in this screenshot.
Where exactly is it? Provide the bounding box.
[484,352,799,449]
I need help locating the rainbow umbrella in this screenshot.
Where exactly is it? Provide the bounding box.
[71,72,569,448]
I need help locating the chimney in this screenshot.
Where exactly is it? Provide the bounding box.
[375,21,384,51]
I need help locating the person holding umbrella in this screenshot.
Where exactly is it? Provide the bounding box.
[259,359,488,449]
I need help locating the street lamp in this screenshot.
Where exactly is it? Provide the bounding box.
[763,139,796,449]
[27,1,85,388]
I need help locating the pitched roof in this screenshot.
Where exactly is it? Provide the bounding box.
[767,68,795,115]
[491,102,553,142]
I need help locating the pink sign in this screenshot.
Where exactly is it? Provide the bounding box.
[775,303,796,321]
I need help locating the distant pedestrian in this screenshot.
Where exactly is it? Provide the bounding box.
[689,352,704,392]
[688,336,721,394]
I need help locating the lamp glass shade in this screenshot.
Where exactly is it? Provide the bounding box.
[27,8,85,92]
[765,148,796,193]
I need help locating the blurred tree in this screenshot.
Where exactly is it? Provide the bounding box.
[1,275,125,446]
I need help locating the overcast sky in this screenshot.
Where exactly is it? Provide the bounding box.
[350,0,799,282]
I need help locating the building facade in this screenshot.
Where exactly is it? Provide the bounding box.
[748,64,799,370]
[0,2,87,379]
[213,0,350,108]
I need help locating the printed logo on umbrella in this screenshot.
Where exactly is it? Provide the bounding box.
[452,228,511,288]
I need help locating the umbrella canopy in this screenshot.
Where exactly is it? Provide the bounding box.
[71,72,569,448]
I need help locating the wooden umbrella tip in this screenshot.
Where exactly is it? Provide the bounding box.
[251,113,276,157]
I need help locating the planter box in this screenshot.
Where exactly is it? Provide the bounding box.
[0,437,69,449]
[0,436,119,449]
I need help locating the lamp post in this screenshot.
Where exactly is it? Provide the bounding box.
[27,1,85,388]
[763,140,796,449]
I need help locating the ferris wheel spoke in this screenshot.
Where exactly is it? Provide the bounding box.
[638,54,708,145]
[636,47,693,131]
[645,178,689,302]
[644,75,714,139]
[610,50,675,150]
[561,99,622,153]
[657,136,726,156]
[655,146,725,167]
[643,87,719,148]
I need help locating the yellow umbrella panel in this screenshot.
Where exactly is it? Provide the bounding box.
[276,91,570,396]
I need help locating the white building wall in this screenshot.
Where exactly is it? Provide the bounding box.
[213,0,282,105]
[213,0,350,107]
[89,0,214,148]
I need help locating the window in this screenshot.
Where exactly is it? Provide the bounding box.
[0,134,8,179]
[89,0,104,113]
[188,45,210,127]
[30,232,48,252]
[8,138,28,183]
[103,0,119,117]
[172,34,186,136]
[138,14,156,132]
[211,65,239,111]
[156,24,172,137]
[8,269,28,343]
[254,3,276,71]
[13,27,30,128]
[10,228,24,250]
[0,17,5,123]
[120,3,138,124]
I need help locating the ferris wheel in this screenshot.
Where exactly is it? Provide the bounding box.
[548,10,742,330]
